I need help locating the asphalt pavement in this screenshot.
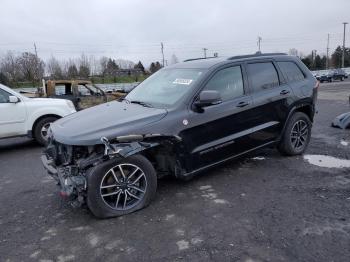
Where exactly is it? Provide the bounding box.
[0,81,350,262]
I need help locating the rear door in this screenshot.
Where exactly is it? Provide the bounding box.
[244,60,292,147]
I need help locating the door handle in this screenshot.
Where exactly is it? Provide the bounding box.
[280,90,290,95]
[236,101,249,108]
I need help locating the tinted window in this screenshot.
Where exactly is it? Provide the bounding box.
[278,61,305,82]
[0,88,11,103]
[203,66,244,101]
[247,62,279,92]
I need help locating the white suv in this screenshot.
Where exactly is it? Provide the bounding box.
[0,84,76,145]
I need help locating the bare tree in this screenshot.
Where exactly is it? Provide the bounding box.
[46,56,63,79]
[66,59,78,79]
[17,52,45,86]
[289,48,299,57]
[0,51,22,86]
[170,54,179,64]
[78,53,90,78]
[100,56,109,77]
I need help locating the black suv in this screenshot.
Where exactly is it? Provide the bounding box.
[42,53,318,218]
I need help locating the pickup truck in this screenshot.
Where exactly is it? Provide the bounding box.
[0,84,76,145]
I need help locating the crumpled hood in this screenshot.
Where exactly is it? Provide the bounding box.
[51,101,167,145]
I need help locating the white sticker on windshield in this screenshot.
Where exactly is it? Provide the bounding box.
[173,78,193,85]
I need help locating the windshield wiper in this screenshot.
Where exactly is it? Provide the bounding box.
[129,100,153,107]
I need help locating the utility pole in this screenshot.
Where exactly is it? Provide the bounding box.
[326,34,330,69]
[161,42,165,67]
[342,22,348,68]
[312,50,317,69]
[203,48,208,58]
[33,42,40,87]
[257,36,262,52]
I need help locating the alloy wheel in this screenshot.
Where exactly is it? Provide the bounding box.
[290,120,308,150]
[100,163,147,210]
[41,123,51,141]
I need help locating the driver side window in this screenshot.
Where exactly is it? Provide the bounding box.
[203,66,244,101]
[0,89,11,103]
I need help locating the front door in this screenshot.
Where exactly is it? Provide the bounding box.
[0,89,26,138]
[180,65,257,171]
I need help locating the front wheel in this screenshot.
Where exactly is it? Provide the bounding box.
[278,112,312,156]
[33,116,58,146]
[87,155,157,218]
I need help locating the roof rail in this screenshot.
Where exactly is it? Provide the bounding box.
[227,52,287,60]
[183,56,218,62]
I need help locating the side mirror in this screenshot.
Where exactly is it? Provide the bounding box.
[194,90,222,108]
[8,96,19,103]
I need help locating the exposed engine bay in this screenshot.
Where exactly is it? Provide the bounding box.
[42,134,182,207]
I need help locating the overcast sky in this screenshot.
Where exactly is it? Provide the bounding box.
[1,0,350,66]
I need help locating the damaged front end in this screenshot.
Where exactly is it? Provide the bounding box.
[41,134,181,207]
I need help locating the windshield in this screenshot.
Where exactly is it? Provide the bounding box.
[126,68,204,108]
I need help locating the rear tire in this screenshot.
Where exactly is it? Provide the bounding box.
[33,116,58,146]
[278,112,311,156]
[87,155,157,218]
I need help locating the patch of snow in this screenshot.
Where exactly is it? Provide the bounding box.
[199,185,212,190]
[213,199,228,204]
[252,156,265,160]
[190,237,203,245]
[176,240,189,250]
[304,154,350,168]
[340,140,349,146]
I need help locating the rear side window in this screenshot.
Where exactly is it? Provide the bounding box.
[247,62,279,92]
[203,66,244,101]
[277,61,305,83]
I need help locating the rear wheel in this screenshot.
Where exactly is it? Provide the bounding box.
[33,116,58,146]
[278,112,311,156]
[87,155,157,218]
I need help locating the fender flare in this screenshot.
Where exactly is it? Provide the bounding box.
[278,103,314,141]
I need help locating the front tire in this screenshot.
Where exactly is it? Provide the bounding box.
[33,116,58,146]
[87,155,157,218]
[278,112,311,156]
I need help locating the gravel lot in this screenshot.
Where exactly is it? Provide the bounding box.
[1,81,350,262]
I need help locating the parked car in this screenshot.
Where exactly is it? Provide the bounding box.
[42,53,318,218]
[22,80,126,111]
[0,84,76,145]
[330,69,346,81]
[318,73,332,83]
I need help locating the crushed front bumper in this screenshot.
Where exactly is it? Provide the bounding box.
[41,154,86,204]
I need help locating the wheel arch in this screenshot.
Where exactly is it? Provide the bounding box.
[101,135,184,179]
[279,102,314,141]
[31,114,61,138]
